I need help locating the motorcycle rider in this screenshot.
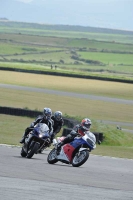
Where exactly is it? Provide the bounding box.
[56,118,92,154]
[51,111,64,142]
[20,107,54,144]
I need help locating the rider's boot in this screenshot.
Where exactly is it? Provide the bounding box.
[56,142,63,155]
[20,128,30,144]
[19,136,25,144]
[19,132,27,144]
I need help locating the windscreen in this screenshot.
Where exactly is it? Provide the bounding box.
[85,131,96,143]
[36,123,49,135]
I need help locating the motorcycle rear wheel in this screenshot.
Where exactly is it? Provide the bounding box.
[27,142,39,159]
[72,150,89,167]
[47,148,58,164]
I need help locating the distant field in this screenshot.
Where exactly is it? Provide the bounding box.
[0,30,133,79]
[2,51,73,63]
[0,24,133,44]
[0,42,60,55]
[1,33,133,51]
[79,51,133,65]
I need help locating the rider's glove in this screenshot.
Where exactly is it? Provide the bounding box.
[70,130,77,136]
[30,122,34,128]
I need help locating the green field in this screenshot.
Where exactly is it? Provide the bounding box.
[0,21,133,43]
[79,52,133,65]
[0,21,133,80]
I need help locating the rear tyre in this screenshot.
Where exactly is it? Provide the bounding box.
[72,150,89,167]
[47,148,58,164]
[27,143,39,159]
[21,148,27,157]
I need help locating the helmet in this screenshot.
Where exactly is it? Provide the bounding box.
[81,118,92,131]
[43,107,52,119]
[54,111,62,121]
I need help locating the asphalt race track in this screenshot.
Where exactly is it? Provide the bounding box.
[0,145,133,200]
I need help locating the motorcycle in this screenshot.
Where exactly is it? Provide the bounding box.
[47,131,96,167]
[20,123,51,159]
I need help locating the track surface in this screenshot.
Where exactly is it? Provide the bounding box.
[0,145,133,200]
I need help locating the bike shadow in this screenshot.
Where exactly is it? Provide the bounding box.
[13,156,43,160]
[44,162,84,168]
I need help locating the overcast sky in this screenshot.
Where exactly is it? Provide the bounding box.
[0,0,133,30]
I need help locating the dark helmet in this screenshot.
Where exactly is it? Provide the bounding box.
[43,107,52,119]
[81,118,92,131]
[54,111,62,121]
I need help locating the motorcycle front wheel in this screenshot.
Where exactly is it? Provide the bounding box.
[72,150,89,167]
[20,147,27,157]
[47,148,58,164]
[27,142,40,159]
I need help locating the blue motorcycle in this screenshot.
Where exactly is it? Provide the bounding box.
[21,123,50,159]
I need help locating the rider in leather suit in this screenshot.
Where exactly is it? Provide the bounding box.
[56,118,92,154]
[20,108,53,144]
[51,111,64,142]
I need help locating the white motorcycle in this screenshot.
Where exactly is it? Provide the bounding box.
[47,131,96,167]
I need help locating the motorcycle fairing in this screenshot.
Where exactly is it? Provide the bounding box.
[69,138,87,149]
[62,143,75,162]
[33,128,50,139]
[57,146,70,162]
[57,138,88,163]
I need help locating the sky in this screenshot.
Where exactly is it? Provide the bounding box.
[0,0,133,30]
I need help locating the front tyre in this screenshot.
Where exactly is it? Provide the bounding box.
[27,142,39,159]
[21,147,27,157]
[47,148,58,164]
[72,150,89,167]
